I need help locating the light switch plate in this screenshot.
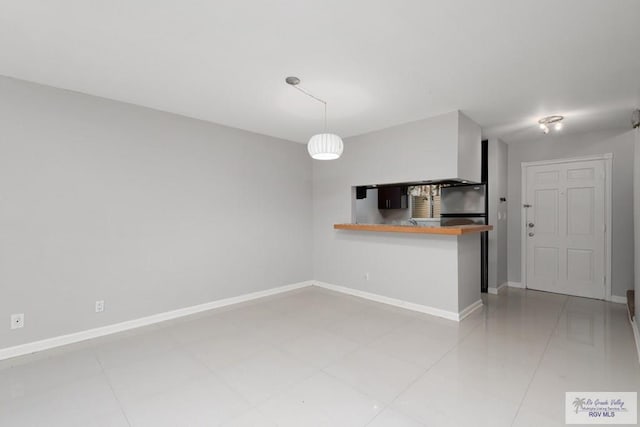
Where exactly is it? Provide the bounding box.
[95,300,105,313]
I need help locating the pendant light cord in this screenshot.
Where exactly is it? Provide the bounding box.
[290,84,328,132]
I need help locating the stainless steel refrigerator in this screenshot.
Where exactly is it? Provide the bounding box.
[440,184,488,293]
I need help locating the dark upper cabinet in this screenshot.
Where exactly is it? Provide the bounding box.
[355,186,368,200]
[378,186,408,209]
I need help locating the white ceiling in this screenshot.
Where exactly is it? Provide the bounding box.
[1,1,639,143]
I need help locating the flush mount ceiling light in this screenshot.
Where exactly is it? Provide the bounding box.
[286,76,343,160]
[538,115,564,134]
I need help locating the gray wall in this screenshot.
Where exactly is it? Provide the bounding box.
[635,126,640,319]
[507,128,635,298]
[487,138,508,290]
[457,113,482,183]
[635,92,640,323]
[457,234,482,310]
[340,111,461,187]
[0,77,312,349]
[312,111,482,312]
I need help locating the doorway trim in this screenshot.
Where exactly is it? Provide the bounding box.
[520,153,613,300]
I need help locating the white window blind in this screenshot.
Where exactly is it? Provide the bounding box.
[411,195,441,218]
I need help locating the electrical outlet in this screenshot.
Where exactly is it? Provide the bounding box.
[364,273,370,281]
[95,300,105,313]
[10,313,24,329]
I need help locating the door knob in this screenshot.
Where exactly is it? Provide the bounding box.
[528,222,535,228]
[528,232,535,237]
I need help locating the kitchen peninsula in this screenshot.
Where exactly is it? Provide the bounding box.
[334,223,492,235]
[332,222,491,321]
[313,111,487,322]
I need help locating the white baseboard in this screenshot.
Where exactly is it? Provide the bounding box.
[505,282,626,304]
[458,299,484,320]
[0,281,313,361]
[488,282,508,295]
[0,278,494,361]
[607,295,627,304]
[313,281,481,322]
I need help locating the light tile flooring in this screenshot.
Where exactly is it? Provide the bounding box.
[1,287,638,426]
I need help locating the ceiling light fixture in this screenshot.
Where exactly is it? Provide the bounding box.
[286,76,343,160]
[538,115,564,134]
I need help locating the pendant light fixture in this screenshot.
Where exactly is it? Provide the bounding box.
[286,76,344,160]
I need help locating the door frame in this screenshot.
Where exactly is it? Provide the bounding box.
[520,153,613,300]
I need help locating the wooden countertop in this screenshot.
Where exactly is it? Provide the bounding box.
[333,223,493,235]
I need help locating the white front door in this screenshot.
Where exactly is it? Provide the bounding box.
[524,159,606,299]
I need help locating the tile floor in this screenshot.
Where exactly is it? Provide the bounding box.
[0,286,638,426]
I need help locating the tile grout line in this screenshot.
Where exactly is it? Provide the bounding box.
[195,357,262,424]
[204,339,351,424]
[182,322,288,424]
[93,348,133,427]
[319,316,418,425]
[275,323,394,426]
[259,293,424,425]
[164,290,371,425]
[365,310,489,426]
[7,287,598,427]
[112,290,423,426]
[508,295,570,426]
